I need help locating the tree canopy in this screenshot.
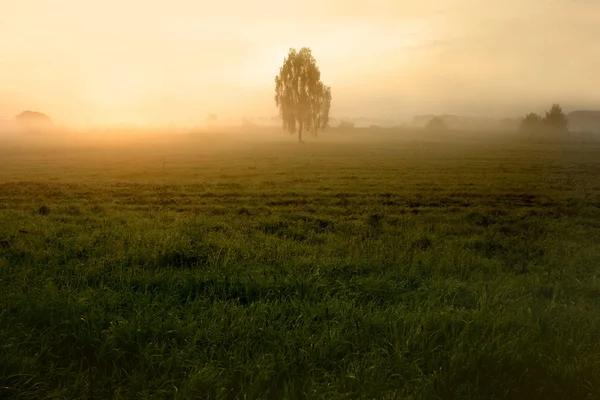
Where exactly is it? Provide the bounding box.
[274,47,332,142]
[15,111,52,125]
[426,117,448,131]
[520,104,568,134]
[520,112,542,133]
[544,104,568,132]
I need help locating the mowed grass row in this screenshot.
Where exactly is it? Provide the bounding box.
[1,134,600,399]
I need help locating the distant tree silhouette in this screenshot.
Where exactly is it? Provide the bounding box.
[275,47,332,142]
[425,117,448,131]
[206,114,217,122]
[520,104,568,135]
[338,120,355,129]
[520,112,543,133]
[15,111,53,133]
[543,103,568,132]
[15,111,52,125]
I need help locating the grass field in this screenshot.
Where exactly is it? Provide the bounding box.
[1,128,600,399]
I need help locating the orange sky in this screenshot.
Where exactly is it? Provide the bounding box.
[1,0,599,126]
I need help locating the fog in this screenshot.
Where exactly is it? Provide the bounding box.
[1,0,599,127]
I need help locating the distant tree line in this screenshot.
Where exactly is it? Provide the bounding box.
[520,104,568,134]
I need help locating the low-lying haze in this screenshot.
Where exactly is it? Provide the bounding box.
[1,0,599,126]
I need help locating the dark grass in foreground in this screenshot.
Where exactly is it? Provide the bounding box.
[1,131,600,399]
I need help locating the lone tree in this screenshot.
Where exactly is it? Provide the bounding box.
[275,47,332,142]
[543,103,568,132]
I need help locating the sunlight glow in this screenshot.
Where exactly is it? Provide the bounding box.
[0,0,598,125]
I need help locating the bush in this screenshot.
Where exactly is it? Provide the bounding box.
[520,113,543,134]
[426,117,448,131]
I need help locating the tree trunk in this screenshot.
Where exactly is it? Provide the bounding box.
[298,123,303,143]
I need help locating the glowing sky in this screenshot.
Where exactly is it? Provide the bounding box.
[1,0,599,125]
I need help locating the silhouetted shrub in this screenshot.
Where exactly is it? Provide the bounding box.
[425,117,448,131]
[520,113,543,133]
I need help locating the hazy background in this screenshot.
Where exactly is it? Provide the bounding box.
[1,0,599,127]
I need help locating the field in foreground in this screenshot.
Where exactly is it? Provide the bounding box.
[1,130,600,399]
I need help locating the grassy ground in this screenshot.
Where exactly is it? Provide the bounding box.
[1,129,600,399]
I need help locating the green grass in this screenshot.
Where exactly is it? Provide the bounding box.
[1,130,600,399]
